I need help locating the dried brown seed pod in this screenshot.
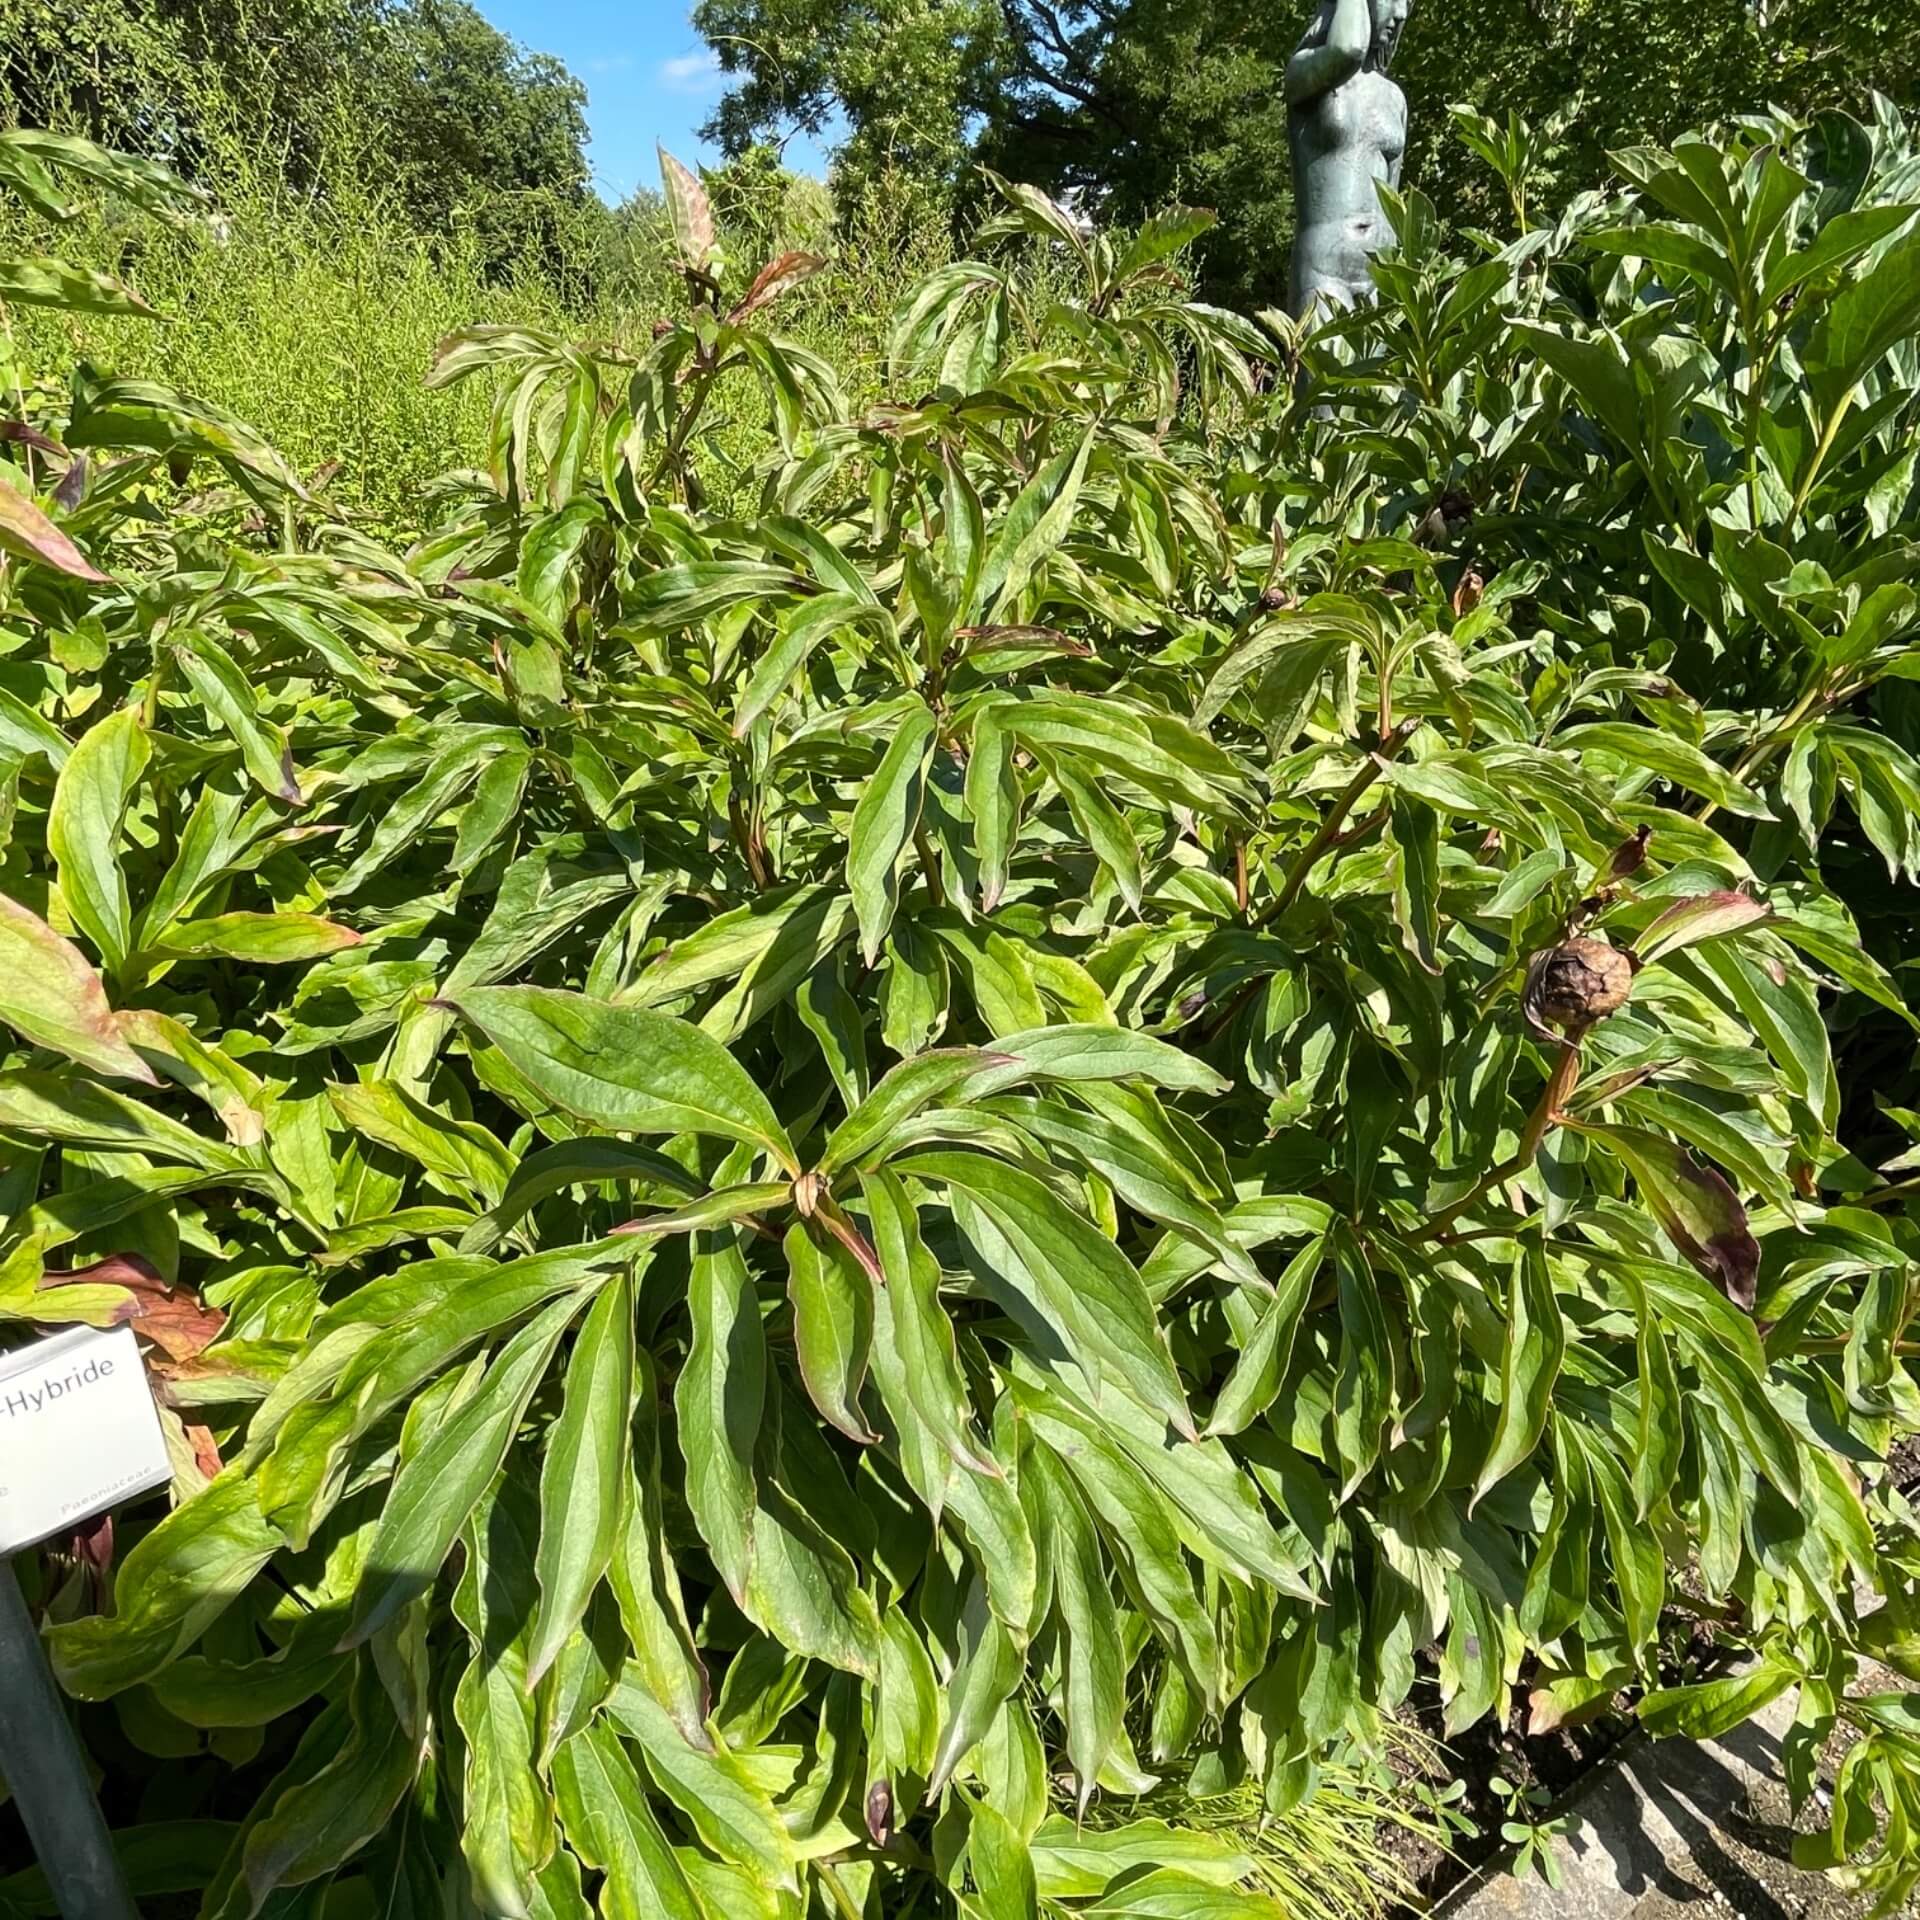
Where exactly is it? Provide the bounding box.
[1524,936,1636,1038]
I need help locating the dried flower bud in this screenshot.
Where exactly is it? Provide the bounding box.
[1524,937,1636,1038]
[865,1779,894,1848]
[1605,826,1652,883]
[1452,567,1485,616]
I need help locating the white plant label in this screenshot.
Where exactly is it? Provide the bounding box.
[0,1325,172,1555]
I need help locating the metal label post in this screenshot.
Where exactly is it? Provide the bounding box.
[0,1557,140,1918]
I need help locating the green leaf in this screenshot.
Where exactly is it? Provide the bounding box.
[1206,1237,1321,1437]
[552,1719,704,1920]
[1634,890,1771,966]
[968,1799,1039,1919]
[611,1347,712,1749]
[848,701,937,963]
[444,986,797,1173]
[154,912,362,965]
[48,704,149,973]
[820,1047,1010,1174]
[0,889,158,1081]
[49,1474,283,1698]
[0,465,107,580]
[1030,1443,1126,1812]
[1472,1241,1565,1509]
[171,631,300,802]
[606,1680,799,1890]
[734,593,891,735]
[863,1169,999,1485]
[342,1288,586,1647]
[453,1478,557,1918]
[977,432,1094,616]
[235,1662,419,1909]
[675,1229,763,1603]
[528,1267,636,1687]
[1557,723,1769,818]
[0,253,160,314]
[1807,224,1920,416]
[1330,1227,1392,1503]
[1581,1122,1761,1311]
[909,1151,1196,1440]
[1030,1817,1252,1899]
[785,1221,878,1444]
[1639,1662,1796,1740]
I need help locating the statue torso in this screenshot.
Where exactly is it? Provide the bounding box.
[1288,66,1408,310]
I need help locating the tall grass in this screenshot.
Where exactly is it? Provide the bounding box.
[0,89,959,531]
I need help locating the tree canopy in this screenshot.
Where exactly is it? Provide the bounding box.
[0,0,592,264]
[693,0,1920,305]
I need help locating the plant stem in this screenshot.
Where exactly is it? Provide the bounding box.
[1853,1174,1920,1211]
[914,825,947,909]
[1415,1028,1586,1241]
[1788,392,1854,531]
[1256,718,1420,929]
[1697,672,1829,826]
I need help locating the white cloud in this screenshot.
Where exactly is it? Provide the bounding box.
[658,48,723,94]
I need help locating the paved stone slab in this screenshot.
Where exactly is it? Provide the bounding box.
[1437,1690,1899,1920]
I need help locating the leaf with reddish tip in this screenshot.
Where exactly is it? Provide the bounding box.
[0,890,158,1081]
[1581,1123,1761,1310]
[39,1251,226,1358]
[0,467,106,580]
[659,146,716,275]
[726,250,826,323]
[1635,890,1771,967]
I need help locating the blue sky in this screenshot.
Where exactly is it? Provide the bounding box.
[472,0,832,205]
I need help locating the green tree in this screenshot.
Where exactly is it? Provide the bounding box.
[0,0,593,267]
[693,0,1920,307]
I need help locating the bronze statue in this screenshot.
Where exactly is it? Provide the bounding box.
[1285,0,1412,316]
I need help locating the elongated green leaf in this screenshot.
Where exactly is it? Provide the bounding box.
[1206,1237,1321,1437]
[734,593,891,735]
[171,631,300,802]
[607,1679,799,1890]
[342,1288,585,1647]
[153,912,361,966]
[1030,1444,1125,1812]
[48,704,148,973]
[552,1719,703,1920]
[237,1662,418,1908]
[49,1474,283,1698]
[912,1151,1195,1439]
[1807,224,1920,415]
[863,1169,998,1487]
[444,986,797,1172]
[1472,1241,1565,1508]
[1639,1662,1797,1740]
[675,1229,763,1603]
[1581,1122,1761,1311]
[528,1268,636,1687]
[1557,722,1768,817]
[454,1478,557,1917]
[611,1346,712,1748]
[849,702,937,963]
[785,1221,878,1444]
[821,1047,1009,1174]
